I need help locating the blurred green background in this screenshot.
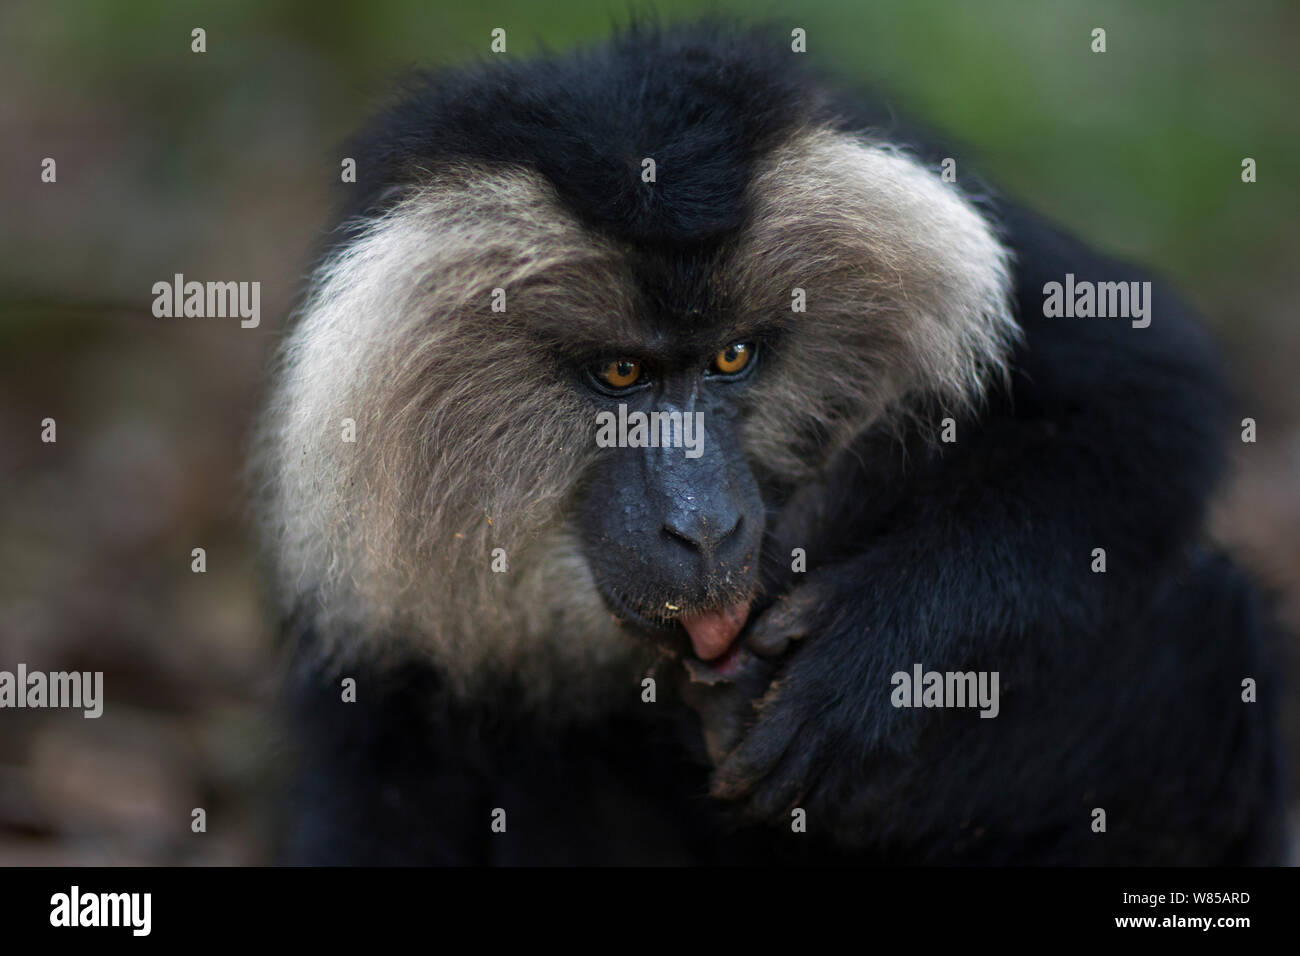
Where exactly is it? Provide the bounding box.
[1,0,1296,864]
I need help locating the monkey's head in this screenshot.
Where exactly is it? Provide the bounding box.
[256,27,1016,706]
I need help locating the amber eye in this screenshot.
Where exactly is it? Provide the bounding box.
[596,358,643,389]
[712,342,754,376]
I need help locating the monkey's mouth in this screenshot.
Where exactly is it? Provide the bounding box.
[602,587,753,662]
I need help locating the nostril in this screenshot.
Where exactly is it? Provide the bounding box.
[661,521,702,551]
[661,512,742,553]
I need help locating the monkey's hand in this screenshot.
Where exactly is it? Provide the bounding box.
[701,559,957,833]
[671,578,827,762]
[704,570,867,822]
[671,572,871,822]
[675,646,775,766]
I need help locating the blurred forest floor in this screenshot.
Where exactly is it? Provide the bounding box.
[1,1,1298,864]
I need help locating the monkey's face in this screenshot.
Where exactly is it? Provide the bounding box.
[575,342,766,663]
[262,123,1017,692]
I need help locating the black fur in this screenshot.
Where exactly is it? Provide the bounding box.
[279,25,1284,865]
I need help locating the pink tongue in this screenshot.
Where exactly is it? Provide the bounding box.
[681,603,751,661]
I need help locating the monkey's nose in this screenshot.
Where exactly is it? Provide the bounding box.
[662,509,742,557]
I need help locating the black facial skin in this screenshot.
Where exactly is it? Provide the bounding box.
[576,348,765,641]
